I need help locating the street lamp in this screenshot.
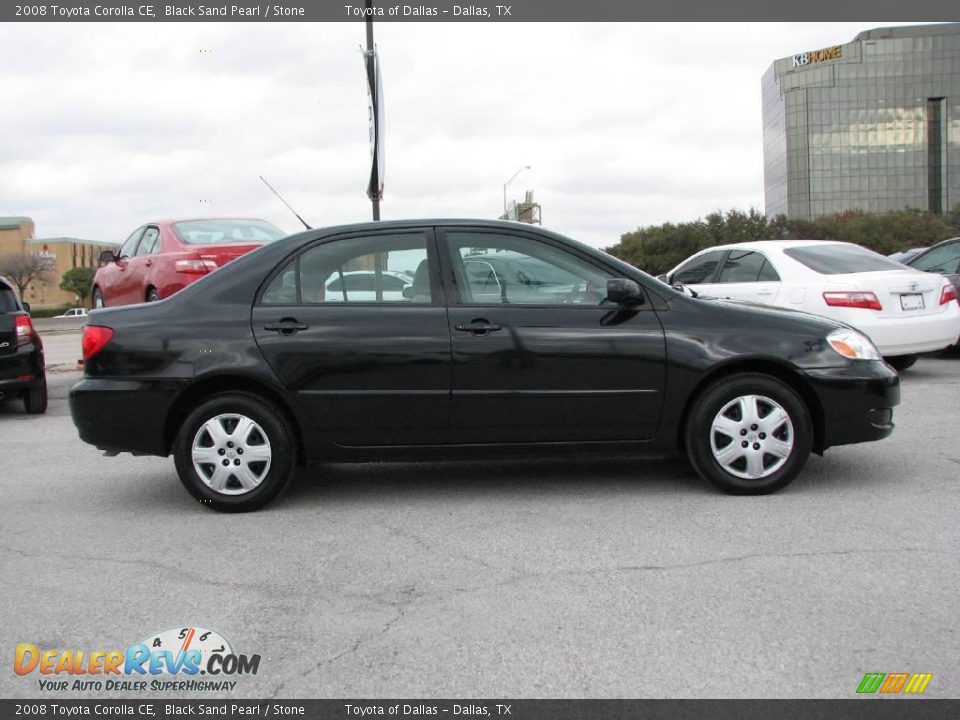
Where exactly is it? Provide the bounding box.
[503,165,531,216]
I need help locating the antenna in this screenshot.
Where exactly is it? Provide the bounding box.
[259,175,312,230]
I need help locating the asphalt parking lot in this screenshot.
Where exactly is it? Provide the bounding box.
[1,329,958,699]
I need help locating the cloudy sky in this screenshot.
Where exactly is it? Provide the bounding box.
[0,21,928,248]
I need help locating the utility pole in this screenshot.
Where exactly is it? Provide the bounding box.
[364,0,381,221]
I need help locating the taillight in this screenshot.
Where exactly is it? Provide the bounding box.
[15,315,34,346]
[82,326,114,361]
[175,258,218,274]
[940,283,958,305]
[822,291,883,311]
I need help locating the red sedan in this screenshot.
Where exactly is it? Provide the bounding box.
[92,218,286,308]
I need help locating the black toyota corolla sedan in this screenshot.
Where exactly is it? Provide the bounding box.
[70,220,899,511]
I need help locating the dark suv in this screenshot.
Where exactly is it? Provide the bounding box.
[0,276,47,414]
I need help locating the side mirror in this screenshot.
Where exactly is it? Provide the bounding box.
[99,250,117,265]
[402,286,415,299]
[606,278,643,306]
[22,301,30,313]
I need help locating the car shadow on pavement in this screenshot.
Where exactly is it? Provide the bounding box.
[278,455,710,508]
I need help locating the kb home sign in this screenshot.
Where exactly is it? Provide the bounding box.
[793,45,842,67]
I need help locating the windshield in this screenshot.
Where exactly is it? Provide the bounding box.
[783,244,907,274]
[172,219,285,245]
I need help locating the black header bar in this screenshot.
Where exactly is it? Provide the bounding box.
[2,1,959,22]
[2,700,959,720]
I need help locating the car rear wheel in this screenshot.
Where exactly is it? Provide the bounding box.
[685,373,812,495]
[92,288,105,309]
[885,354,917,372]
[146,288,161,303]
[173,393,296,512]
[23,380,47,414]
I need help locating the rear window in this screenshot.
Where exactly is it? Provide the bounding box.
[0,284,19,312]
[783,244,906,275]
[172,219,285,245]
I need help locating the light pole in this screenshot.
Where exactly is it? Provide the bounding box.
[364,0,382,222]
[503,165,531,217]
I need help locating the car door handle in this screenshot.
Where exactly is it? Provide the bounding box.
[756,288,773,296]
[263,319,309,335]
[455,320,502,335]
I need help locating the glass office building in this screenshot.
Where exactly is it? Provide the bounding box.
[762,23,960,220]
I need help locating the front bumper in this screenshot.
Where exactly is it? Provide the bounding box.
[70,377,189,456]
[802,361,900,451]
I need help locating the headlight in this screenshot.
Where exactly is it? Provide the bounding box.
[826,329,881,361]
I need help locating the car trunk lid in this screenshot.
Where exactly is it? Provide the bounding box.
[196,242,265,269]
[827,269,946,318]
[1,285,21,356]
[0,313,16,356]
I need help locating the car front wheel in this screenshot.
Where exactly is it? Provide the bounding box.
[885,354,917,372]
[685,373,812,495]
[173,393,297,512]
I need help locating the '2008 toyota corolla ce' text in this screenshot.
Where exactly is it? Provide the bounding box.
[70,220,900,511]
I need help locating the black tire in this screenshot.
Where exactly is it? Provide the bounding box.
[92,287,105,309]
[885,354,918,372]
[173,392,297,512]
[685,373,812,495]
[23,379,48,414]
[146,288,161,303]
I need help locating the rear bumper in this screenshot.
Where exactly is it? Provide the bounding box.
[802,361,900,451]
[69,377,189,456]
[856,309,960,356]
[0,345,45,395]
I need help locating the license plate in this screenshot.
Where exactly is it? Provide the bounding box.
[900,293,925,311]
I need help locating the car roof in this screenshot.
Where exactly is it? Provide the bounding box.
[693,239,853,253]
[142,217,279,227]
[268,219,596,251]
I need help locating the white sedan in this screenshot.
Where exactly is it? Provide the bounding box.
[323,270,413,302]
[662,240,960,371]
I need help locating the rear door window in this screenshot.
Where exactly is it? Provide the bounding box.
[261,232,432,304]
[911,241,960,275]
[784,244,906,274]
[0,284,19,312]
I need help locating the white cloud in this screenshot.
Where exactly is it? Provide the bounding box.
[0,21,929,247]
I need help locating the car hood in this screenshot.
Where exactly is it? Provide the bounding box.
[698,295,850,332]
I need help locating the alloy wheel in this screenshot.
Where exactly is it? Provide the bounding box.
[709,394,794,480]
[191,413,273,495]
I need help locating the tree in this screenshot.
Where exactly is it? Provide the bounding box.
[0,252,54,298]
[60,266,96,306]
[605,207,959,276]
[605,208,778,276]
